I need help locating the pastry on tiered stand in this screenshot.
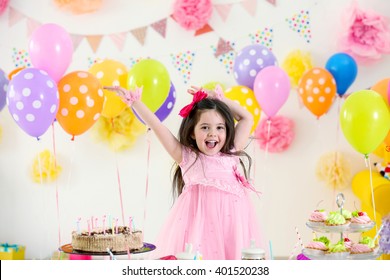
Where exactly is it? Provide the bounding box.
[304,236,330,256]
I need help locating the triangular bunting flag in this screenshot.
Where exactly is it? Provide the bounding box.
[26,18,41,39]
[86,35,103,53]
[131,26,148,45]
[241,0,257,17]
[71,34,84,51]
[248,27,274,50]
[194,24,213,36]
[151,18,167,38]
[214,38,234,57]
[210,42,236,75]
[170,51,196,84]
[214,4,233,21]
[286,10,312,43]
[109,32,127,51]
[266,0,276,6]
[8,7,25,27]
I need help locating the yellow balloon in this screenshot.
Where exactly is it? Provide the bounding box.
[352,170,390,238]
[340,90,390,155]
[89,59,128,118]
[128,59,170,112]
[224,85,261,134]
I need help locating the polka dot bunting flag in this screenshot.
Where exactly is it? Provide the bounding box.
[210,41,236,75]
[249,27,274,50]
[12,47,31,68]
[286,10,312,43]
[170,51,196,84]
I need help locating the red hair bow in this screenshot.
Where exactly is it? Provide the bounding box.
[179,90,208,118]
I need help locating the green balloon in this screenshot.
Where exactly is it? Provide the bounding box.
[340,90,390,155]
[128,59,170,112]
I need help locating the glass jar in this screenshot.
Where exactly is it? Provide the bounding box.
[241,240,266,260]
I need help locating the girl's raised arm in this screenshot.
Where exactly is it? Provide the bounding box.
[104,86,182,163]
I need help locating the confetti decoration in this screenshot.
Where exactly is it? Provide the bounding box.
[12,47,31,68]
[286,10,312,43]
[248,27,274,50]
[170,51,196,84]
[210,41,236,75]
[87,57,101,68]
[128,57,149,69]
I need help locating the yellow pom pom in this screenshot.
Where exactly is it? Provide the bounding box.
[316,151,351,190]
[282,50,313,87]
[31,150,62,183]
[93,107,146,151]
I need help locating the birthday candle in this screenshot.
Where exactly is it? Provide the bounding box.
[87,219,91,236]
[129,217,133,230]
[112,219,115,235]
[76,217,81,234]
[115,218,119,234]
[91,216,94,229]
[95,217,98,230]
[102,215,106,235]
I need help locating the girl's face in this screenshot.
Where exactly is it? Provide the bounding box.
[192,109,227,156]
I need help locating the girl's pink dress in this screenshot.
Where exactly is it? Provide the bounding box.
[152,147,262,260]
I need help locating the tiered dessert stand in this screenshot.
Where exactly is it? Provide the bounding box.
[302,193,381,260]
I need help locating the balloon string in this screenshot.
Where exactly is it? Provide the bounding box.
[144,128,152,224]
[52,123,62,254]
[366,156,378,232]
[115,151,125,226]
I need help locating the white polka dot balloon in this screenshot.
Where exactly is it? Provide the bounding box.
[56,71,104,138]
[233,44,278,89]
[6,68,59,138]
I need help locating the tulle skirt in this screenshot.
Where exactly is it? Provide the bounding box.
[151,185,262,260]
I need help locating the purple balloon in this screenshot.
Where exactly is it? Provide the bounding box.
[134,82,176,123]
[7,68,59,138]
[233,44,278,89]
[0,69,8,112]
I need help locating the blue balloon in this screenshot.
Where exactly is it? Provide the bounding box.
[0,69,8,112]
[325,53,357,96]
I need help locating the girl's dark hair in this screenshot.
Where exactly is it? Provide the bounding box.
[172,98,252,197]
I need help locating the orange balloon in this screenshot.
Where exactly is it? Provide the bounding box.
[56,71,104,138]
[298,67,337,118]
[89,59,128,118]
[8,67,25,80]
[371,77,390,108]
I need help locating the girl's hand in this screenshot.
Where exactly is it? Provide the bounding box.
[187,85,223,100]
[104,86,142,106]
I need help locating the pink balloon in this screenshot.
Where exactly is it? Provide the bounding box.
[29,23,73,83]
[253,66,291,118]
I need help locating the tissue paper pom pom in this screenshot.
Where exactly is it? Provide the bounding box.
[338,0,390,64]
[31,150,62,183]
[282,50,313,87]
[0,0,9,15]
[173,0,212,30]
[254,115,294,153]
[93,107,146,151]
[54,0,102,14]
[316,151,351,190]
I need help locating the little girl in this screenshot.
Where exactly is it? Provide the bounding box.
[105,85,262,260]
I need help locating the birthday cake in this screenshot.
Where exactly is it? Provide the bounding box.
[71,226,143,253]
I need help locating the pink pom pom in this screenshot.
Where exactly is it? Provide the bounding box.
[0,0,9,15]
[173,0,212,30]
[254,115,294,153]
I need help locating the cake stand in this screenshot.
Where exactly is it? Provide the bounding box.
[303,193,381,260]
[59,242,156,260]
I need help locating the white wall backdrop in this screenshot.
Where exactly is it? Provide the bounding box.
[0,0,389,259]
